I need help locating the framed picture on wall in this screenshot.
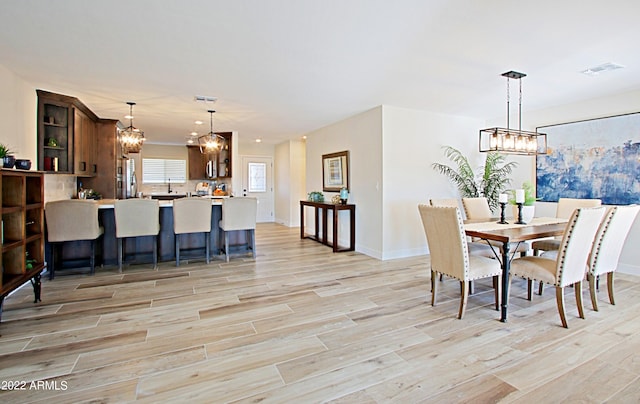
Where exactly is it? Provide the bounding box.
[536,112,640,205]
[322,150,349,192]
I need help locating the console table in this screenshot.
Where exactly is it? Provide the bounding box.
[300,201,355,252]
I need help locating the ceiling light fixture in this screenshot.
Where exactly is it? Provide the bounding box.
[198,110,225,154]
[581,62,624,76]
[119,101,145,154]
[479,71,547,155]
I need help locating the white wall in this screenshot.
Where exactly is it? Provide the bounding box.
[381,105,487,259]
[305,106,383,257]
[274,140,306,226]
[511,90,640,275]
[0,63,37,162]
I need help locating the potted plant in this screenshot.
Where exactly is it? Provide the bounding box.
[432,146,517,211]
[0,143,16,168]
[508,181,537,223]
[307,191,324,203]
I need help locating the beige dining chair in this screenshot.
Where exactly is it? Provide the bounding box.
[430,198,494,258]
[173,197,212,266]
[219,197,258,262]
[509,206,605,328]
[587,205,640,311]
[462,197,529,256]
[418,204,502,319]
[45,199,104,279]
[532,197,602,255]
[114,198,160,272]
[531,197,601,295]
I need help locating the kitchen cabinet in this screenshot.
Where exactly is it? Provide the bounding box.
[1,169,45,320]
[187,132,232,180]
[217,132,232,178]
[37,90,99,175]
[187,145,207,180]
[74,108,97,176]
[84,119,124,199]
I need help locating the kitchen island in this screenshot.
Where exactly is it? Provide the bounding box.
[45,198,247,271]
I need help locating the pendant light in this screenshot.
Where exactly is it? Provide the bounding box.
[198,110,225,154]
[119,101,145,154]
[479,71,547,155]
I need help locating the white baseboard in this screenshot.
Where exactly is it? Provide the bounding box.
[618,263,640,276]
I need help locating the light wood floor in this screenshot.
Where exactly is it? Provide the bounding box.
[2,223,640,403]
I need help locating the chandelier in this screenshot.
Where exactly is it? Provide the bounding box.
[479,71,547,155]
[198,110,225,154]
[119,101,145,154]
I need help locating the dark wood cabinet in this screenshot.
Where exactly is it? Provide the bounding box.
[37,90,99,176]
[84,119,123,199]
[187,132,232,180]
[217,132,232,178]
[187,145,207,180]
[73,108,97,176]
[1,169,45,320]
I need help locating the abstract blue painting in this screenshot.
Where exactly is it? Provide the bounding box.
[536,113,640,205]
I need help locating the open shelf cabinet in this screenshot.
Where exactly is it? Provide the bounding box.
[1,169,45,320]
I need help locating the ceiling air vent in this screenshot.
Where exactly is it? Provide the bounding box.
[194,95,217,103]
[581,62,624,76]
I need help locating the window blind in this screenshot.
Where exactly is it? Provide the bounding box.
[142,158,186,184]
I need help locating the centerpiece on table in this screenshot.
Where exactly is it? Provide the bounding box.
[508,181,536,224]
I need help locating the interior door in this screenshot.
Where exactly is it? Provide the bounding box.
[241,155,274,222]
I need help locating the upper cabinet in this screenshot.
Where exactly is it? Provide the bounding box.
[37,90,98,176]
[217,132,232,178]
[187,132,233,180]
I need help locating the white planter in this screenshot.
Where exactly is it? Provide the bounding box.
[512,205,535,224]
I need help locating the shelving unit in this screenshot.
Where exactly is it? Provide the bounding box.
[217,132,232,178]
[1,169,45,321]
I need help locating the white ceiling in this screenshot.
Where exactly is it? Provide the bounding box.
[1,0,639,145]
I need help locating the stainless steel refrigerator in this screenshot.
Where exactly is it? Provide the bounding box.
[122,157,137,198]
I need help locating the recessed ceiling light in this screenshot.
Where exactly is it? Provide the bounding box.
[255,138,262,143]
[194,120,203,125]
[581,62,624,76]
[194,95,217,103]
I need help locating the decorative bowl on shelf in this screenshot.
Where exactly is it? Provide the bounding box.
[15,159,32,170]
[3,155,15,168]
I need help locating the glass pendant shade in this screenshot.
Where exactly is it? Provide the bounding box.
[119,102,145,154]
[198,110,225,154]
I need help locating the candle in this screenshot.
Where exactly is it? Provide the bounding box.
[515,189,525,204]
[499,193,508,203]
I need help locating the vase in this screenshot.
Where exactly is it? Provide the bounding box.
[3,155,15,168]
[512,205,535,224]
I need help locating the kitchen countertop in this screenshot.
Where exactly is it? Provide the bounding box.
[97,198,224,209]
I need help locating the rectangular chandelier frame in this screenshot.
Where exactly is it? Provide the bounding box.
[479,127,547,155]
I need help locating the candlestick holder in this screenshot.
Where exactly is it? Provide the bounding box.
[515,202,526,224]
[498,202,509,224]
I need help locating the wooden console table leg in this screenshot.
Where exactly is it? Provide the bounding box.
[349,206,355,251]
[300,203,305,239]
[333,207,339,252]
[321,206,328,246]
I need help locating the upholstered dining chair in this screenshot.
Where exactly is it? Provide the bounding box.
[430,198,494,259]
[219,197,258,262]
[509,206,605,328]
[461,197,529,256]
[418,204,502,319]
[45,199,104,279]
[587,205,640,311]
[531,197,601,295]
[173,197,212,266]
[114,198,160,272]
[532,197,602,256]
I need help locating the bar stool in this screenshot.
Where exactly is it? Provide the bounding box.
[45,199,104,280]
[173,197,212,266]
[114,199,160,272]
[219,197,258,262]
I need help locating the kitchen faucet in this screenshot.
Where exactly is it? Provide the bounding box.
[167,178,172,194]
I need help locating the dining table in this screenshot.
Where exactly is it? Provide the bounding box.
[464,217,569,322]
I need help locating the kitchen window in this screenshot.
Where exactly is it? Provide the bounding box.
[142,158,187,184]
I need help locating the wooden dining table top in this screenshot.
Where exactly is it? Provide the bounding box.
[464,217,569,244]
